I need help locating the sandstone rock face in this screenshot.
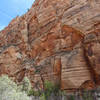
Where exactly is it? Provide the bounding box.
[0,0,100,91]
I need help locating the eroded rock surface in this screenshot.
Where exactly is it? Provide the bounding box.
[0,0,100,91]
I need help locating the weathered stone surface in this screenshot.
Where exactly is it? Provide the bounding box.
[61,47,92,89]
[0,0,100,91]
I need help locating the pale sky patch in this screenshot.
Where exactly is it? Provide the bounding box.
[0,24,5,31]
[0,0,34,31]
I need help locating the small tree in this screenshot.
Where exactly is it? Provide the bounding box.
[0,75,30,100]
[19,77,32,93]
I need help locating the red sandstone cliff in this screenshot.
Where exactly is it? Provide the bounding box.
[0,0,100,91]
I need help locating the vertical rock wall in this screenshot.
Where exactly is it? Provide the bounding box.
[0,0,100,91]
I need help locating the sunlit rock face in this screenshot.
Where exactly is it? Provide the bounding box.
[0,0,100,91]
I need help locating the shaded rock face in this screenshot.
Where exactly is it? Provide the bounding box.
[0,0,100,91]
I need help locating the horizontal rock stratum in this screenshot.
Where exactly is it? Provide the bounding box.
[0,0,100,91]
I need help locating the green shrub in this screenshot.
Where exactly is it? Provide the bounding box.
[40,93,46,100]
[19,77,32,93]
[82,91,93,100]
[44,81,54,92]
[44,81,55,98]
[69,95,75,100]
[0,75,30,100]
[44,81,61,99]
[28,89,35,96]
[28,89,40,96]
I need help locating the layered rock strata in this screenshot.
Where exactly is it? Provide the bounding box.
[0,0,100,91]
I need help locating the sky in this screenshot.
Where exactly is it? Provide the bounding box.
[0,0,35,30]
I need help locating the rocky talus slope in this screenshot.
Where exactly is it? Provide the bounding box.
[0,0,100,91]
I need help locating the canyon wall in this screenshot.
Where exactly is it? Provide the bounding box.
[0,0,100,91]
